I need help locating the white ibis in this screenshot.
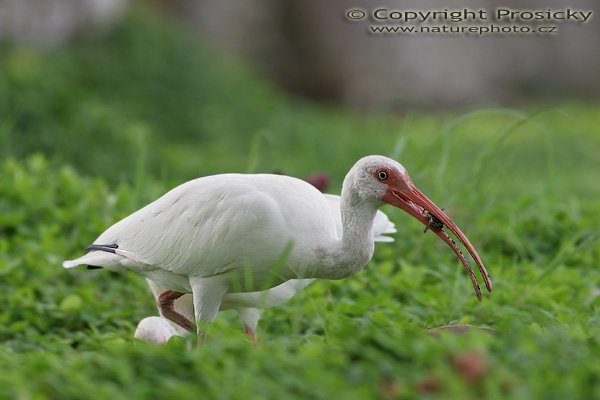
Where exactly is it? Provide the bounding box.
[64,155,492,338]
[135,194,396,343]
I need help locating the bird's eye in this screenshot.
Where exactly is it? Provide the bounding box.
[377,170,388,180]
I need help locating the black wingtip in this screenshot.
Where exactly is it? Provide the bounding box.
[85,244,119,254]
[86,265,103,270]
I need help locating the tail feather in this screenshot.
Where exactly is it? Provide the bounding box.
[85,244,119,253]
[62,251,121,269]
[63,243,122,269]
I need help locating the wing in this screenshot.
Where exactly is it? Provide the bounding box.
[323,194,396,242]
[372,207,397,242]
[65,174,338,279]
[221,278,315,309]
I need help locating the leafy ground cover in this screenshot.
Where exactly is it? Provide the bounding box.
[0,10,599,400]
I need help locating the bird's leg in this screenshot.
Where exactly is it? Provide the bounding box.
[157,290,194,332]
[189,276,229,341]
[238,308,262,343]
[243,324,257,343]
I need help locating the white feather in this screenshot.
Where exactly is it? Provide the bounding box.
[64,174,340,288]
[136,194,396,343]
[65,156,408,337]
[134,316,185,344]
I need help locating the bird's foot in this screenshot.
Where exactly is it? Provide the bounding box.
[158,290,194,332]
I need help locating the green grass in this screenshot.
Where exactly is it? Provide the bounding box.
[1,10,600,400]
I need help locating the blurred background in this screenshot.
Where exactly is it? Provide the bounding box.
[1,2,600,397]
[2,0,599,107]
[1,0,598,185]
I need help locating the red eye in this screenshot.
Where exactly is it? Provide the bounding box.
[377,170,388,180]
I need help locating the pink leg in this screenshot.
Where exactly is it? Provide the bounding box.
[158,290,194,332]
[243,324,257,343]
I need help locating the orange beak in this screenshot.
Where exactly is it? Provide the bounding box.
[381,170,492,301]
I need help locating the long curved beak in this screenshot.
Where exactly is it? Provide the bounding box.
[382,172,492,301]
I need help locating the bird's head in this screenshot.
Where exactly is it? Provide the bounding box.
[346,155,492,300]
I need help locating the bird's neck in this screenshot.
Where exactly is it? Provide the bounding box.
[315,191,379,279]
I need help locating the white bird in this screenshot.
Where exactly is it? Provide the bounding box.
[135,194,396,343]
[64,155,492,339]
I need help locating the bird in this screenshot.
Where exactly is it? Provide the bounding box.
[135,194,396,343]
[64,155,493,339]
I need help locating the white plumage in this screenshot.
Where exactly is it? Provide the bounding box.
[64,155,492,339]
[134,316,182,345]
[135,194,396,343]
[65,174,341,291]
